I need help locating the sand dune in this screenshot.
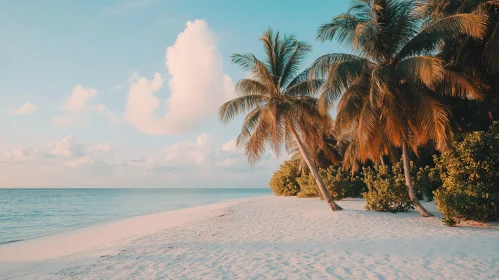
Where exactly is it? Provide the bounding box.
[1,197,498,279]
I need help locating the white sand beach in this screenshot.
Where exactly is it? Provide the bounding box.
[1,196,498,279]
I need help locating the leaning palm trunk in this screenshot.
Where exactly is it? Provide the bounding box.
[290,127,342,211]
[402,142,432,217]
[380,155,386,166]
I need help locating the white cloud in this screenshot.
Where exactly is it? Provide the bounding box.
[53,85,98,125]
[124,73,165,133]
[222,140,239,152]
[124,19,235,135]
[63,85,98,113]
[3,147,41,161]
[9,103,37,115]
[162,133,213,165]
[0,134,282,188]
[2,135,112,165]
[50,135,87,157]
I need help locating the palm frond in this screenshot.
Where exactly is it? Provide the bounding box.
[231,53,276,91]
[441,69,483,100]
[309,53,367,79]
[235,79,270,96]
[414,95,453,151]
[396,56,444,89]
[219,95,266,124]
[395,13,488,61]
[236,107,262,147]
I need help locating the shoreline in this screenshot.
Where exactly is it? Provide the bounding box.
[1,197,498,279]
[0,192,270,248]
[0,196,269,263]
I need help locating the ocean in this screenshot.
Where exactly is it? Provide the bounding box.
[0,188,272,245]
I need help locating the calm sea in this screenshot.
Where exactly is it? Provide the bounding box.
[0,188,271,245]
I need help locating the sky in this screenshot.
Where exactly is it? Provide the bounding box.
[0,0,350,188]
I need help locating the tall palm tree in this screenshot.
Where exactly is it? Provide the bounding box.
[311,0,487,216]
[290,128,342,174]
[219,29,342,211]
[423,0,499,129]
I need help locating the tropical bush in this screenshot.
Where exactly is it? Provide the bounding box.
[269,160,301,196]
[297,166,366,200]
[362,164,414,213]
[296,174,321,198]
[434,122,499,226]
[413,165,442,201]
[343,175,367,198]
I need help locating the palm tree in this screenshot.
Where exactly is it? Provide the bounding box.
[219,29,342,211]
[311,0,486,216]
[423,0,499,129]
[290,128,342,174]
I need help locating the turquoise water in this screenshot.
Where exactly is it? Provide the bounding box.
[0,188,271,245]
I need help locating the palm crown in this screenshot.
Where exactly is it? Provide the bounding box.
[311,0,486,162]
[219,28,342,210]
[220,29,330,164]
[310,0,487,216]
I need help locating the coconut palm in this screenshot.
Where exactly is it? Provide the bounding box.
[290,128,342,174]
[311,0,487,216]
[423,0,499,129]
[219,29,342,211]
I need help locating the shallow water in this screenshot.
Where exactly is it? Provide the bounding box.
[0,188,271,245]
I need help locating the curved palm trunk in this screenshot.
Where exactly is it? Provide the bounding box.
[380,155,386,166]
[290,127,342,211]
[402,142,432,217]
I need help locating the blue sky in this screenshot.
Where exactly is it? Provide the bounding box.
[0,0,350,188]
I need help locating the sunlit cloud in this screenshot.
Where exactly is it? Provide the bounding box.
[53,85,98,125]
[124,19,235,135]
[8,102,37,115]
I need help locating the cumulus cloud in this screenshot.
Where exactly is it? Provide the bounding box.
[124,73,165,133]
[50,135,87,157]
[0,134,282,188]
[2,135,113,168]
[53,85,98,125]
[63,85,98,113]
[163,134,213,165]
[124,19,235,135]
[9,103,37,115]
[222,140,239,152]
[3,147,41,161]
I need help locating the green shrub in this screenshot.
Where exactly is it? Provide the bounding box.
[362,163,414,213]
[296,166,367,199]
[296,174,321,198]
[343,175,367,198]
[269,160,301,196]
[434,122,499,226]
[413,165,442,201]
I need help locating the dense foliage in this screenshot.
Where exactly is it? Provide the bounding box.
[434,122,499,226]
[362,164,414,213]
[296,166,366,199]
[310,0,486,217]
[224,0,499,223]
[413,165,442,201]
[269,161,301,196]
